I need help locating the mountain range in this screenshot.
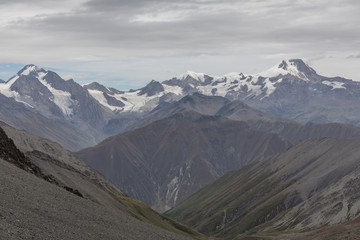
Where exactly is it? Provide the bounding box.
[85,59,360,126]
[1,59,360,151]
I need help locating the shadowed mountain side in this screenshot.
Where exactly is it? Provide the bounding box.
[166,138,360,239]
[219,100,360,144]
[76,111,291,212]
[0,94,97,151]
[125,93,232,131]
[0,122,208,240]
[129,94,360,145]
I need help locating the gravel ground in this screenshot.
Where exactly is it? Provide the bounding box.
[0,159,190,240]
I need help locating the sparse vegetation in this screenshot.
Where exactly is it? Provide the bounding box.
[115,195,212,240]
[167,138,360,239]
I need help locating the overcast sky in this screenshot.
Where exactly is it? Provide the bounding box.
[0,0,359,89]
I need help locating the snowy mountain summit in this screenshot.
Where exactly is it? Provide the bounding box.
[0,64,107,128]
[0,64,75,117]
[84,59,321,113]
[257,59,319,80]
[17,64,46,77]
[84,58,360,126]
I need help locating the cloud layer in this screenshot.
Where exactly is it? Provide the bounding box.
[1,0,360,88]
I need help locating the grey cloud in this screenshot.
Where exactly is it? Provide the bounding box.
[1,0,360,87]
[347,54,360,59]
[0,0,42,4]
[4,0,360,53]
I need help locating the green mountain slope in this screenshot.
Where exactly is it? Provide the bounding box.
[166,138,360,239]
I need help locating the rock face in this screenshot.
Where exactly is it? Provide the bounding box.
[0,125,40,175]
[166,138,360,239]
[139,80,165,96]
[76,111,291,212]
[0,122,206,240]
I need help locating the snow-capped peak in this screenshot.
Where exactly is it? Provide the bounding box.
[178,71,206,82]
[223,72,245,80]
[17,64,46,76]
[256,59,317,80]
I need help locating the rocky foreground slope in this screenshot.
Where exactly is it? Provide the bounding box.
[0,123,206,240]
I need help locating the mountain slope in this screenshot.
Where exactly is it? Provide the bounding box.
[0,94,97,151]
[275,217,360,240]
[76,111,291,212]
[166,138,360,239]
[0,158,199,240]
[0,122,207,240]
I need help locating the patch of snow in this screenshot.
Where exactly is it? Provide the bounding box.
[87,84,165,112]
[6,75,19,86]
[223,72,244,82]
[263,78,281,96]
[190,73,264,98]
[162,84,183,95]
[38,72,74,116]
[0,75,19,98]
[0,76,32,106]
[113,90,161,112]
[14,100,34,108]
[19,65,42,76]
[322,81,346,90]
[120,91,148,111]
[198,84,220,96]
[88,89,122,111]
